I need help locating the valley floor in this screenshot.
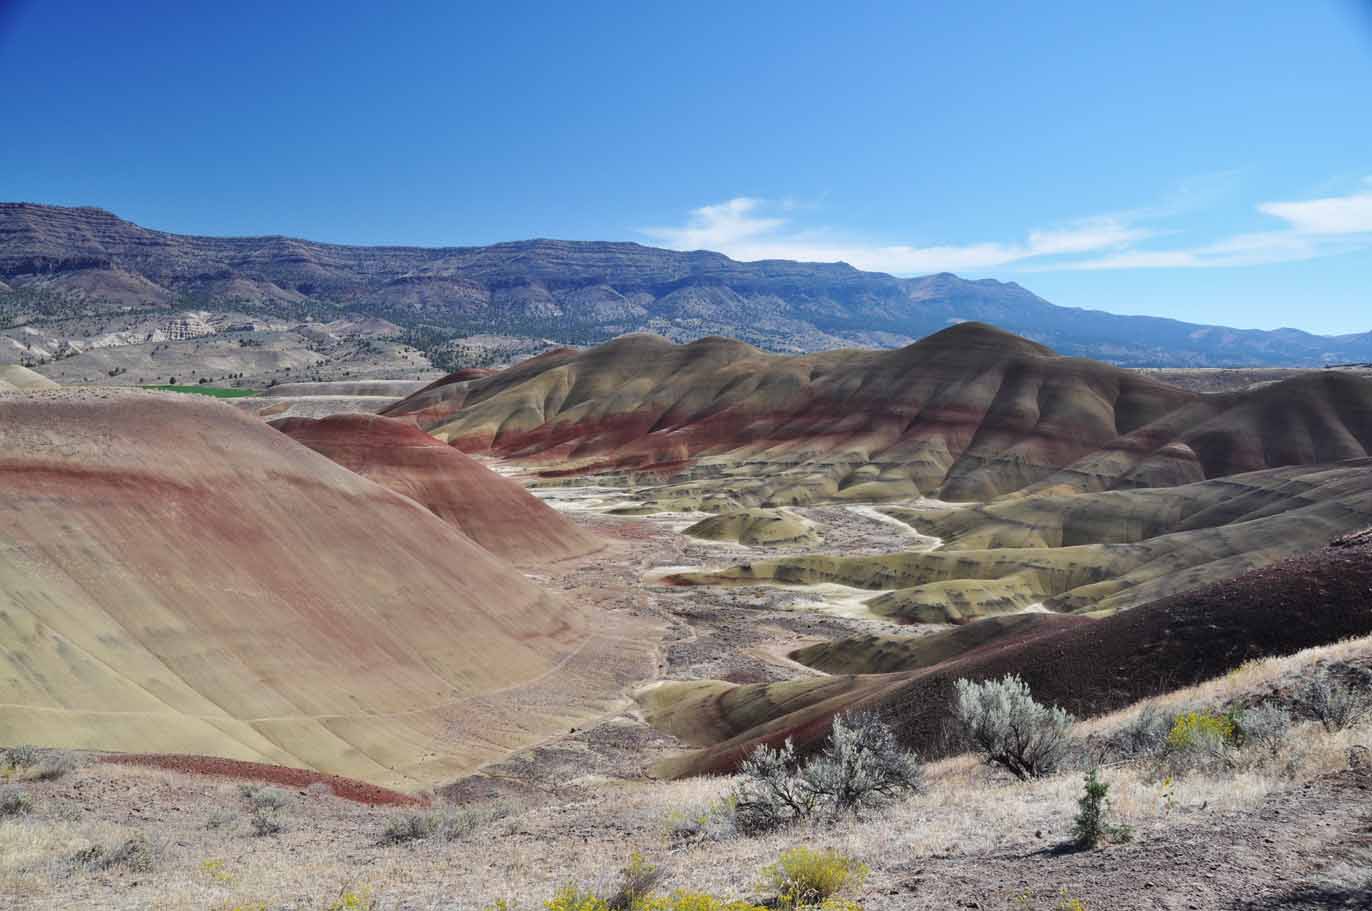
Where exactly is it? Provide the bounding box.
[3,500,1370,910]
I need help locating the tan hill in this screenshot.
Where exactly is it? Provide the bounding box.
[273,413,601,563]
[655,529,1372,778]
[682,508,818,546]
[0,390,634,789]
[0,363,58,392]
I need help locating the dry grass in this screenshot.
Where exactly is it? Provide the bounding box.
[2,635,1368,910]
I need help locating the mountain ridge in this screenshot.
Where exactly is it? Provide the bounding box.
[2,201,1369,366]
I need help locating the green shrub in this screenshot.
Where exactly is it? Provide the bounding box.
[608,852,666,911]
[1071,769,1131,849]
[758,847,868,910]
[953,675,1074,780]
[0,787,32,817]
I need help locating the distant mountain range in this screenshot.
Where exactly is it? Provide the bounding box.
[2,202,1368,366]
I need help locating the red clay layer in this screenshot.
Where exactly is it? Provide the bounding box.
[100,753,425,806]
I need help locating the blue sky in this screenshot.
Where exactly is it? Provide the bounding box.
[2,0,1370,333]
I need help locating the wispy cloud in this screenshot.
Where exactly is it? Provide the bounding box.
[1060,182,1372,270]
[644,179,1372,274]
[643,200,1147,273]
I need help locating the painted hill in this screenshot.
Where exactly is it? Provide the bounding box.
[654,529,1372,778]
[273,413,601,563]
[668,459,1372,622]
[0,390,636,789]
[4,202,1370,365]
[387,325,1372,507]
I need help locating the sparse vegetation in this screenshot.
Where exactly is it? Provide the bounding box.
[665,796,740,844]
[1304,667,1370,732]
[249,806,285,837]
[0,787,32,817]
[1,745,74,782]
[1237,702,1292,756]
[758,847,867,910]
[607,852,666,911]
[733,712,922,833]
[247,785,290,811]
[954,675,1075,780]
[1071,769,1131,849]
[381,801,515,845]
[70,834,155,873]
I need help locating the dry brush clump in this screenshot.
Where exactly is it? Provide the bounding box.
[1304,666,1371,732]
[2,745,76,782]
[381,801,515,845]
[732,712,923,834]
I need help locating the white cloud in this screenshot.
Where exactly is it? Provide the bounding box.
[645,180,1372,275]
[1257,190,1372,235]
[644,199,1146,273]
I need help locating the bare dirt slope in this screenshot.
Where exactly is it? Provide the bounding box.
[274,413,602,563]
[0,390,645,789]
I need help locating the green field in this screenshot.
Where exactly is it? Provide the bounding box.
[142,385,258,398]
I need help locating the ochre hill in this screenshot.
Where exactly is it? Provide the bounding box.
[0,390,639,789]
[654,529,1372,778]
[274,413,601,564]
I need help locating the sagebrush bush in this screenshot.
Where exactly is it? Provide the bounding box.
[1304,669,1369,732]
[71,835,155,873]
[0,787,32,817]
[734,713,922,833]
[205,809,237,830]
[4,744,38,769]
[249,807,285,837]
[382,811,439,844]
[666,796,739,844]
[758,847,867,910]
[803,711,924,812]
[1116,704,1175,758]
[249,786,290,811]
[382,802,514,845]
[1237,702,1292,756]
[953,675,1074,780]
